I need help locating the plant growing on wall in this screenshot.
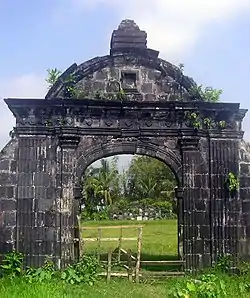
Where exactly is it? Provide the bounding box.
[46,68,62,88]
[225,172,239,194]
[218,120,226,129]
[189,84,222,102]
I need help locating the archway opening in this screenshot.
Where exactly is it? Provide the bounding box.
[78,153,182,268]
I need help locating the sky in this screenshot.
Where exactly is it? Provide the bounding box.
[0,0,250,169]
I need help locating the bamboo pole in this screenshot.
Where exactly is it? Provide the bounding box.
[135,226,143,283]
[97,228,101,262]
[80,225,144,230]
[127,249,133,282]
[107,250,112,283]
[118,227,123,262]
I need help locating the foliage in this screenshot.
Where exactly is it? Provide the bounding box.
[214,255,233,273]
[0,252,99,286]
[168,274,227,298]
[189,85,222,102]
[125,156,176,202]
[81,208,110,221]
[202,87,222,103]
[225,172,239,193]
[0,251,23,278]
[61,255,99,285]
[218,120,226,129]
[106,199,176,220]
[82,157,120,213]
[186,112,228,130]
[188,112,202,129]
[25,260,55,283]
[46,68,62,88]
[81,199,176,221]
[238,260,250,276]
[81,155,177,218]
[46,68,128,100]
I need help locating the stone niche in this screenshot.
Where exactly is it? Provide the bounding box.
[0,19,249,274]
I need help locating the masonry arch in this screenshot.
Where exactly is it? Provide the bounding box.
[74,140,182,191]
[73,139,184,260]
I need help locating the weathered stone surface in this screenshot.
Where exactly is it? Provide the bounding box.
[0,19,248,272]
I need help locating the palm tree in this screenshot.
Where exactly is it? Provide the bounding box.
[83,158,119,207]
[137,176,158,199]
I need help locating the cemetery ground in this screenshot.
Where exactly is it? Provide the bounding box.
[0,219,250,297]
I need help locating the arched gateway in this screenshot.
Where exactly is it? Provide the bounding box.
[1,20,249,271]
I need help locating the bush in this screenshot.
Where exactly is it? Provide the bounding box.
[61,255,99,285]
[0,251,23,278]
[0,252,100,286]
[168,273,227,298]
[81,208,109,221]
[81,199,176,221]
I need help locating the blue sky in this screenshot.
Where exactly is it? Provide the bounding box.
[0,0,250,168]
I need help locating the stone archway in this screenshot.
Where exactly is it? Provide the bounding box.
[0,19,247,272]
[73,139,184,261]
[74,139,182,189]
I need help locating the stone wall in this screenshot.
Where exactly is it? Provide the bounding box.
[0,139,18,259]
[75,63,189,102]
[239,141,250,260]
[209,138,241,266]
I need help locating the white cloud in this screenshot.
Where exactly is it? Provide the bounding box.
[67,0,250,61]
[0,74,47,149]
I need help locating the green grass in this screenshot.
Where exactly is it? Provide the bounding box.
[81,219,178,260]
[1,220,250,297]
[0,278,168,298]
[1,274,250,298]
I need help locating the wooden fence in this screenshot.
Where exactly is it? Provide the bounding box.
[75,224,184,282]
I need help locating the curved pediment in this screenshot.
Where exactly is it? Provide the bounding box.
[45,20,199,102]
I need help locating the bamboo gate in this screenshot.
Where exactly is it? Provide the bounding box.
[75,224,184,282]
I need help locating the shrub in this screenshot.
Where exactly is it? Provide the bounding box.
[0,251,23,278]
[168,273,227,298]
[61,255,99,285]
[81,199,176,221]
[25,260,56,283]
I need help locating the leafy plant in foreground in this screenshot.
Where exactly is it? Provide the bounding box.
[214,255,232,273]
[25,260,55,283]
[168,274,227,298]
[0,251,23,278]
[61,255,99,285]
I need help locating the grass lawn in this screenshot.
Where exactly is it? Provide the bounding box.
[1,220,250,297]
[0,279,168,298]
[81,219,178,260]
[1,274,250,298]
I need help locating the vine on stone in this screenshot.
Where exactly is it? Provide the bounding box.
[186,112,227,130]
[225,172,239,194]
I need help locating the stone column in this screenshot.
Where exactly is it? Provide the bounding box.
[16,135,58,267]
[179,136,210,271]
[57,133,80,268]
[239,152,250,259]
[209,137,240,265]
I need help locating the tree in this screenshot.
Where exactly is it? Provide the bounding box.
[82,157,120,211]
[126,156,176,201]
